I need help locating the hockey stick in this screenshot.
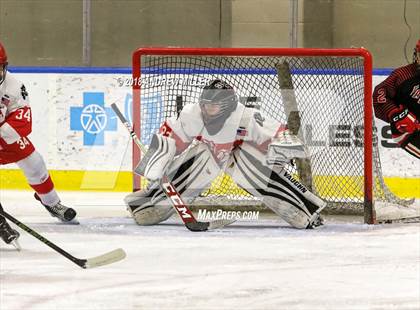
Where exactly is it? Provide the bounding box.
[276,62,313,191]
[0,206,126,269]
[111,103,233,231]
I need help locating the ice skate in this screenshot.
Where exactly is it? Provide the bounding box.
[34,193,78,224]
[307,213,325,229]
[0,217,21,250]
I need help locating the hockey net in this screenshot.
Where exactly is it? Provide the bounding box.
[131,47,414,224]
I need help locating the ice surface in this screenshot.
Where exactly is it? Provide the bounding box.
[0,190,419,310]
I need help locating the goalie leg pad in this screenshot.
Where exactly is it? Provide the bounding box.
[125,143,220,225]
[226,143,326,229]
[124,182,173,225]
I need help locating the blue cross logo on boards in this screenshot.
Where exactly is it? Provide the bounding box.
[70,92,117,145]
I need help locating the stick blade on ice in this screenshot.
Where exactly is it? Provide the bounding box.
[208,219,236,230]
[83,248,127,269]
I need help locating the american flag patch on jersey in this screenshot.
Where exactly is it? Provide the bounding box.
[236,126,247,136]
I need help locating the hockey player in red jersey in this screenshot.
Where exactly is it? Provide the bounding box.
[0,42,77,246]
[373,39,420,158]
[125,79,326,229]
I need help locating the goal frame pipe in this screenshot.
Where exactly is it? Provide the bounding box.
[132,47,374,224]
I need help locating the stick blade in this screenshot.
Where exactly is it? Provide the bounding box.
[208,219,235,230]
[84,248,126,269]
[185,219,235,232]
[185,221,210,232]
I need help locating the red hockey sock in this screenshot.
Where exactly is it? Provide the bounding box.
[30,175,54,194]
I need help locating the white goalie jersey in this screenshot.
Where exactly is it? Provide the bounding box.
[159,103,286,163]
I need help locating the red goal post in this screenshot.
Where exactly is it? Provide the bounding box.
[131,47,375,222]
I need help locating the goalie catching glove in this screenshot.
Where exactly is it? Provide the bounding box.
[135,133,177,181]
[266,130,309,165]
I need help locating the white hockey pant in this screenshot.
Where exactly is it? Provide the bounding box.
[17,151,60,206]
[225,143,326,229]
[125,143,219,225]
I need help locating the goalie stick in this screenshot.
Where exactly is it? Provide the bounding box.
[275,62,313,192]
[0,205,126,269]
[111,102,233,232]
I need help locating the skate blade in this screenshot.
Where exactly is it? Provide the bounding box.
[57,218,80,225]
[11,239,21,251]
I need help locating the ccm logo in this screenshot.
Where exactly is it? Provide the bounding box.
[162,182,192,219]
[391,109,409,122]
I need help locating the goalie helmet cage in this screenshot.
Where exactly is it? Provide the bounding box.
[131,47,407,225]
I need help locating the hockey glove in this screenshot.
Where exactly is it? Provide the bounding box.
[389,107,420,134]
[134,133,176,181]
[266,131,308,165]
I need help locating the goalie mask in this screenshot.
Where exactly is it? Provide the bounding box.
[0,42,7,85]
[199,79,238,135]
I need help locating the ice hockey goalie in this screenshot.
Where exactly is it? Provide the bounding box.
[125,79,327,229]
